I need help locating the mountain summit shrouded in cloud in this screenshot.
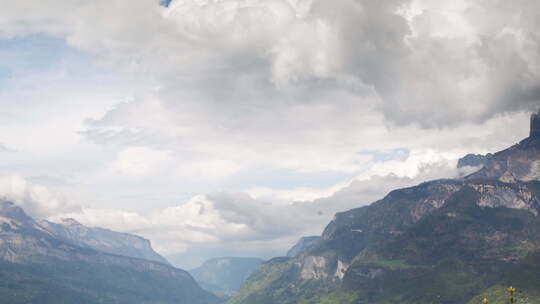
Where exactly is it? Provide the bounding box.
[0,0,539,267]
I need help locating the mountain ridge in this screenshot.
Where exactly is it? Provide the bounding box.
[228,111,540,304]
[0,200,220,304]
[39,217,170,265]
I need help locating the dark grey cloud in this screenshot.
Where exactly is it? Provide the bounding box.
[152,0,540,128]
[3,0,537,130]
[304,0,540,127]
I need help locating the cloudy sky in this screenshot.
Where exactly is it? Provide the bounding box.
[0,0,538,268]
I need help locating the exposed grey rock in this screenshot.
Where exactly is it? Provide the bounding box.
[39,218,170,265]
[0,201,162,267]
[457,153,492,169]
[466,113,540,183]
[470,182,540,216]
[466,138,540,183]
[334,259,349,280]
[408,182,463,222]
[300,256,328,280]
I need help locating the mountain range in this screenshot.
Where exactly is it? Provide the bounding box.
[0,201,220,304]
[228,111,540,304]
[39,217,170,265]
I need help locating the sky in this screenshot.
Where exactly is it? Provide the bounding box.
[0,0,539,269]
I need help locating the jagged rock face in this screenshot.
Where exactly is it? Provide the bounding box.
[408,181,464,222]
[300,256,328,280]
[470,181,540,216]
[40,218,169,265]
[0,201,65,263]
[457,153,492,169]
[466,113,540,183]
[286,236,321,257]
[297,255,349,281]
[0,201,164,268]
[334,259,349,280]
[467,137,540,183]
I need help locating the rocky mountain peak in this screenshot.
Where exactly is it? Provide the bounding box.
[530,108,540,138]
[457,153,493,169]
[0,200,31,222]
[463,110,540,183]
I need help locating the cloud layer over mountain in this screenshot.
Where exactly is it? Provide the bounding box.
[0,0,538,257]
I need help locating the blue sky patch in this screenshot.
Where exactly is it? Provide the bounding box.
[160,0,173,7]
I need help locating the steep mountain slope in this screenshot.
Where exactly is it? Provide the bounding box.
[191,257,264,296]
[228,112,540,304]
[287,236,321,258]
[0,201,220,304]
[341,183,540,303]
[39,218,169,264]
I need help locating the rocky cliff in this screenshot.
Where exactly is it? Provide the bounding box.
[457,153,492,169]
[39,218,169,264]
[466,135,540,183]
